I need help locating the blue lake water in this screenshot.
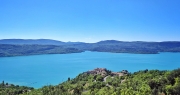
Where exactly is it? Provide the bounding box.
[0,51,180,88]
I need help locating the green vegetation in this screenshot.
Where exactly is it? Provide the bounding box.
[1,68,180,95]
[85,40,180,54]
[0,44,83,57]
[0,81,33,95]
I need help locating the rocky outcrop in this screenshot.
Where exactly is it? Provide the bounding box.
[85,68,107,76]
[85,68,128,77]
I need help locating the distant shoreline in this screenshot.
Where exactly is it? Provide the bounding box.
[0,39,180,57]
[1,50,180,58]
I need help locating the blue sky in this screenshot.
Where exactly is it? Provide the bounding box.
[0,0,180,42]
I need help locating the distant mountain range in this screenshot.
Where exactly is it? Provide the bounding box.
[0,39,180,45]
[0,39,180,57]
[0,39,84,45]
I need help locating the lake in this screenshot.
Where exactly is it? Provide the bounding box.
[0,51,180,88]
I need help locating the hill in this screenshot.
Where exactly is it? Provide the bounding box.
[1,39,180,57]
[0,44,83,57]
[0,39,84,45]
[1,68,180,95]
[64,40,180,54]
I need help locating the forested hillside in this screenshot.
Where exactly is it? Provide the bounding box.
[1,39,180,57]
[88,40,180,54]
[0,44,83,57]
[1,68,180,95]
[0,81,33,95]
[0,39,84,45]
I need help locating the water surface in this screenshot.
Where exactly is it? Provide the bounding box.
[0,51,180,88]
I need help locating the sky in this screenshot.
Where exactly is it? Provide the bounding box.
[0,0,180,42]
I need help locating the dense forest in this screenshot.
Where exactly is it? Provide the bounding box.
[1,39,180,57]
[1,68,180,95]
[0,44,83,57]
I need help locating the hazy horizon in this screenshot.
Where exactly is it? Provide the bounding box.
[1,38,180,43]
[1,0,180,43]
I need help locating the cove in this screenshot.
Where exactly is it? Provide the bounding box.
[0,51,180,88]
